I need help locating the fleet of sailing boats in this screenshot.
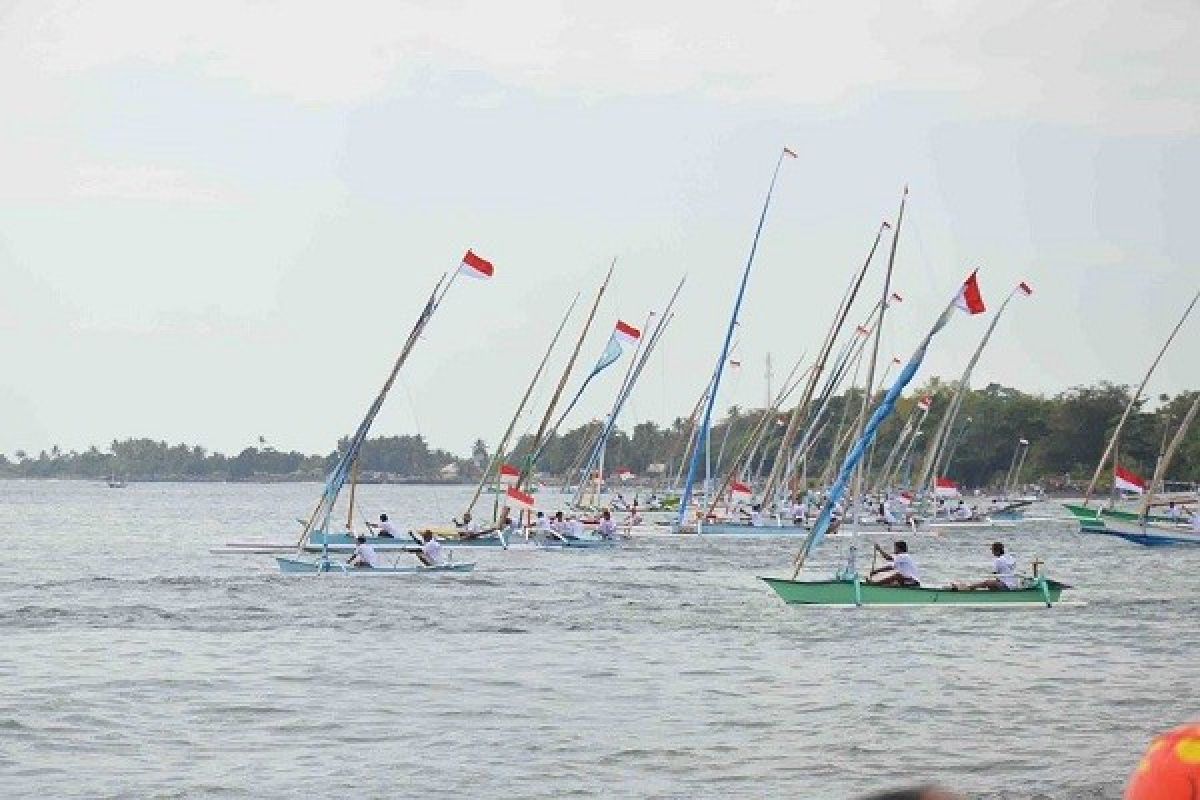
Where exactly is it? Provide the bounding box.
[211,150,1195,606]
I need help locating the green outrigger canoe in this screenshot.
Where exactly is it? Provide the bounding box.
[1062,503,1177,526]
[761,575,1069,607]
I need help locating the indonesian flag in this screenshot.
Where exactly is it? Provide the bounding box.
[891,356,902,365]
[953,270,986,315]
[935,477,960,497]
[617,468,634,481]
[890,291,903,304]
[613,320,640,347]
[498,463,520,486]
[730,480,753,500]
[505,486,536,511]
[1114,465,1146,494]
[856,325,871,336]
[459,249,494,279]
[896,491,914,505]
[917,396,932,412]
[1017,281,1033,296]
[729,358,741,369]
[783,147,798,158]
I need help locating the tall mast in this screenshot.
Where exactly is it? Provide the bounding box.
[1137,393,1200,522]
[1083,289,1198,504]
[515,261,615,492]
[760,221,890,504]
[676,148,795,525]
[463,295,579,518]
[849,187,906,514]
[915,281,1027,498]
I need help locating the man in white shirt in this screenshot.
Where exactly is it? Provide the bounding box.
[453,511,495,540]
[1191,508,1200,534]
[367,513,398,538]
[348,536,380,568]
[1165,502,1182,522]
[597,509,618,540]
[868,540,919,586]
[749,504,766,527]
[566,515,585,540]
[957,542,1019,590]
[416,530,445,566]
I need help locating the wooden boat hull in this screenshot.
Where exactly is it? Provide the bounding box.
[760,576,1068,607]
[276,558,476,575]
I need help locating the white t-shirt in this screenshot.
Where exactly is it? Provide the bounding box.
[891,553,918,581]
[354,542,380,568]
[598,518,617,538]
[378,520,399,537]
[567,519,585,538]
[422,538,445,565]
[993,553,1018,588]
[1192,511,1200,533]
[750,510,765,527]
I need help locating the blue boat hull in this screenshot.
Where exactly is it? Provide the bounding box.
[1080,523,1200,547]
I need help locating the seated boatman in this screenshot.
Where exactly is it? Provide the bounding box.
[348,535,380,569]
[955,541,1018,590]
[749,504,766,527]
[867,540,920,587]
[415,530,445,567]
[366,513,398,538]
[597,509,619,540]
[452,511,496,540]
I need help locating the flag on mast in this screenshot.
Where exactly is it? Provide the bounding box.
[1017,281,1033,296]
[459,250,494,279]
[730,480,753,501]
[917,396,933,412]
[498,463,520,486]
[506,486,536,510]
[953,270,986,314]
[1114,465,1146,494]
[934,477,960,497]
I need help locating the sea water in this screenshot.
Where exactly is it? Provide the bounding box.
[0,480,1195,798]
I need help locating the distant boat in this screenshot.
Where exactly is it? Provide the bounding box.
[106,475,127,488]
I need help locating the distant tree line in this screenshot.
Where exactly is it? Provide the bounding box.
[509,381,1199,491]
[0,381,1195,488]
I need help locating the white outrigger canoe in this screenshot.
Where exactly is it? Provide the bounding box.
[276,557,476,575]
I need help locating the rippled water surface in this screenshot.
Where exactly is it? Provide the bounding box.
[1,480,1196,799]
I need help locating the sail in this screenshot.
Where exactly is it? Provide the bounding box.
[796,274,985,564]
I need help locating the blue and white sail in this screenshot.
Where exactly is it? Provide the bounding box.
[548,319,642,435]
[796,272,988,565]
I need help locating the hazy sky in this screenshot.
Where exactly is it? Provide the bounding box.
[1,0,1197,458]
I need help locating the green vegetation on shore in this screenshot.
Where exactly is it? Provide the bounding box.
[1,382,1196,488]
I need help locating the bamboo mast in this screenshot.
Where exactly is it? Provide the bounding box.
[760,221,889,504]
[676,148,795,526]
[516,262,615,493]
[1083,290,1199,504]
[463,295,579,519]
[1137,393,1200,522]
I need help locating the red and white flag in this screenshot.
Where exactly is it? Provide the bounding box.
[459,249,494,280]
[613,320,641,347]
[891,356,902,365]
[498,463,520,486]
[1114,465,1146,494]
[730,480,753,500]
[953,270,986,315]
[617,468,634,481]
[1017,281,1033,296]
[856,325,871,336]
[897,491,914,505]
[783,147,798,158]
[890,291,903,304]
[934,477,960,497]
[729,358,741,369]
[505,486,536,511]
[917,396,932,412]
